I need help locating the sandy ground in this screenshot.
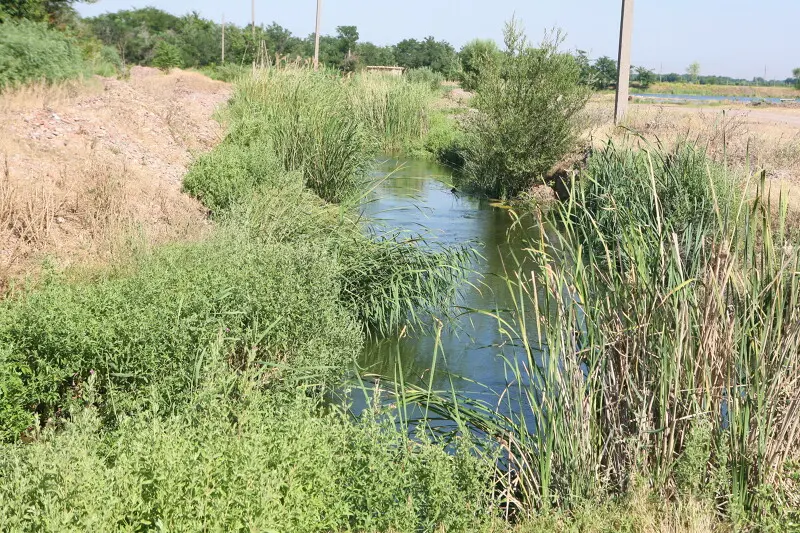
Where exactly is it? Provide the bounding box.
[0,67,230,288]
[584,97,800,206]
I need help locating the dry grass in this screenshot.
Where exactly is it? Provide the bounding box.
[0,67,230,288]
[0,78,104,114]
[582,98,800,202]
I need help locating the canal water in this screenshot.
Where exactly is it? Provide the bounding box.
[350,156,549,411]
[632,93,799,104]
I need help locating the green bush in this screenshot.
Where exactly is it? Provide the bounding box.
[0,20,85,89]
[151,40,182,72]
[405,66,445,91]
[456,23,591,198]
[183,139,287,214]
[458,39,501,92]
[229,71,375,203]
[0,389,495,532]
[0,222,362,435]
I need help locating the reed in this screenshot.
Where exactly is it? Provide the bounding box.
[388,143,800,527]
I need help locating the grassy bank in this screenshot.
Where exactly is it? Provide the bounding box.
[0,69,493,531]
[393,142,800,529]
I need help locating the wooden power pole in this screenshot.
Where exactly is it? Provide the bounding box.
[314,0,322,70]
[221,13,225,64]
[614,0,635,125]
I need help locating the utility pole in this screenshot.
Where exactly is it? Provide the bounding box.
[221,13,225,64]
[251,0,256,40]
[614,0,635,125]
[313,0,322,70]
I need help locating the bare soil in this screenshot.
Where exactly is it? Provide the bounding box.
[583,97,800,208]
[0,67,230,287]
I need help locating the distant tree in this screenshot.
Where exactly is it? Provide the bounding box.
[574,49,595,87]
[0,0,96,24]
[264,23,303,57]
[686,62,701,83]
[356,42,395,66]
[458,39,500,91]
[635,66,655,89]
[592,56,617,90]
[794,68,800,89]
[88,8,181,65]
[151,40,182,72]
[336,26,358,56]
[393,37,457,78]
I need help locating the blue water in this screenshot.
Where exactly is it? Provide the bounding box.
[633,93,798,104]
[338,157,552,430]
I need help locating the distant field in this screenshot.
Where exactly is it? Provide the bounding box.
[639,81,800,98]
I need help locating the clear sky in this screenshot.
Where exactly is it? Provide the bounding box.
[76,0,798,80]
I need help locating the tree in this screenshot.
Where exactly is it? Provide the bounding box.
[335,25,358,57]
[592,56,617,90]
[458,39,500,91]
[356,42,394,66]
[794,68,800,90]
[687,62,701,83]
[635,66,655,89]
[151,40,182,72]
[458,21,591,198]
[0,0,96,24]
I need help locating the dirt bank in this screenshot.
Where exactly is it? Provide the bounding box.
[0,67,230,287]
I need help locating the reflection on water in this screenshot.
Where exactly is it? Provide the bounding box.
[355,156,549,403]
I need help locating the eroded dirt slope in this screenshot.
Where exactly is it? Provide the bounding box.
[0,67,230,287]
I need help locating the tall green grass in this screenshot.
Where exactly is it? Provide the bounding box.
[350,73,435,152]
[228,70,373,203]
[0,21,85,89]
[388,143,800,527]
[0,21,121,90]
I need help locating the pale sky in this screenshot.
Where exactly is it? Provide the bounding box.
[77,0,799,80]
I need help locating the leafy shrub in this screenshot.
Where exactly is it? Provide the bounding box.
[405,66,444,91]
[456,23,591,198]
[183,139,287,214]
[458,39,501,92]
[0,20,85,89]
[0,223,362,434]
[151,40,182,72]
[0,389,495,532]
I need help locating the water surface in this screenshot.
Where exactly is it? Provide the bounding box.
[632,93,798,104]
[354,157,547,405]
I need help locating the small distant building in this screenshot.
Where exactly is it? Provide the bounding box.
[365,66,406,77]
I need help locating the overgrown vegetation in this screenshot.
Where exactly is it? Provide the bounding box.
[455,23,591,198]
[0,20,119,89]
[392,142,800,529]
[0,372,494,531]
[0,65,468,492]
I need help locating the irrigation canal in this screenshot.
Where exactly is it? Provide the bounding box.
[343,156,553,420]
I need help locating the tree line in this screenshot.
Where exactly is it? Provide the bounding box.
[2,1,797,90]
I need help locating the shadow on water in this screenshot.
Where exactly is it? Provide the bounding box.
[342,156,557,424]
